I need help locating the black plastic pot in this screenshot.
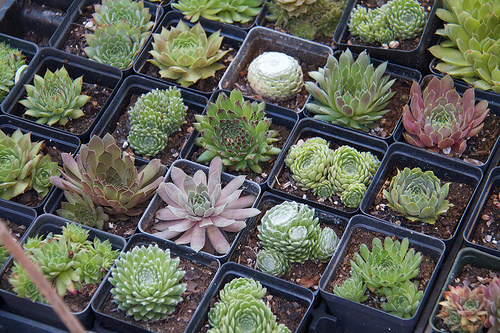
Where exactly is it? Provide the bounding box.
[91,233,220,333]
[218,26,333,113]
[0,114,80,214]
[307,301,343,333]
[188,261,315,333]
[360,142,483,251]
[429,247,500,332]
[0,0,70,47]
[302,50,422,144]
[138,158,261,264]
[332,0,443,73]
[0,309,68,333]
[319,214,446,333]
[267,118,388,219]
[180,88,299,190]
[1,47,122,143]
[226,191,349,292]
[49,0,163,74]
[393,74,500,172]
[90,74,208,166]
[0,213,126,330]
[133,10,247,97]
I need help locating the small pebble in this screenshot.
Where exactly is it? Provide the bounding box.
[389,40,400,48]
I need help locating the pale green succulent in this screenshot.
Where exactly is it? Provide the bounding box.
[74,238,119,285]
[383,167,453,224]
[57,191,110,230]
[92,0,154,33]
[0,245,8,266]
[429,0,500,93]
[311,226,339,262]
[31,154,61,198]
[284,137,335,199]
[194,89,281,173]
[219,277,267,303]
[349,6,394,44]
[380,280,423,318]
[305,50,396,132]
[256,248,289,277]
[149,20,229,87]
[351,237,422,291]
[340,183,367,209]
[333,271,368,303]
[19,66,91,126]
[247,52,304,102]
[84,22,149,70]
[109,244,186,321]
[0,42,26,102]
[9,262,47,304]
[172,0,264,24]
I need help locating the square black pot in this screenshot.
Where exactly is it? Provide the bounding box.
[319,214,446,333]
[0,309,68,333]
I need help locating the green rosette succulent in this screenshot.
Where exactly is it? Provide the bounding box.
[148,20,229,87]
[380,280,423,318]
[154,156,260,254]
[402,75,489,155]
[219,277,267,303]
[49,133,163,221]
[57,191,110,230]
[351,237,422,291]
[247,52,304,102]
[429,0,500,93]
[0,42,26,102]
[74,239,118,285]
[340,183,367,209]
[256,248,289,277]
[305,50,396,132]
[333,271,368,303]
[383,167,453,224]
[19,66,91,126]
[284,137,335,199]
[84,22,149,70]
[349,6,394,44]
[92,0,153,33]
[193,89,281,173]
[173,0,264,24]
[31,154,60,198]
[385,0,426,40]
[109,244,186,321]
[127,87,186,156]
[9,262,47,303]
[257,201,320,264]
[311,227,339,262]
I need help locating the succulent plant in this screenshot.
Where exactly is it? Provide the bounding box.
[149,20,229,87]
[0,42,26,102]
[385,0,427,40]
[402,75,490,155]
[219,277,267,303]
[109,244,186,321]
[383,167,453,224]
[333,271,368,303]
[380,280,424,318]
[247,52,304,102]
[92,0,154,33]
[340,183,367,209]
[74,237,119,285]
[194,89,281,173]
[482,277,500,332]
[57,191,110,230]
[305,50,396,132]
[154,156,260,254]
[31,154,61,198]
[311,227,339,262]
[84,22,149,70]
[9,262,47,303]
[351,237,422,291]
[172,0,264,24]
[0,245,8,266]
[256,248,289,277]
[437,284,489,333]
[49,133,163,221]
[429,0,500,93]
[19,66,91,126]
[349,6,394,44]
[284,137,335,199]
[127,87,187,156]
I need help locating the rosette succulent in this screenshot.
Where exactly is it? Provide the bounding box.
[340,183,367,209]
[383,167,453,224]
[333,271,368,303]
[154,156,260,254]
[482,277,500,331]
[92,0,154,33]
[429,0,500,93]
[305,50,396,132]
[31,154,61,197]
[57,191,110,230]
[149,20,229,87]
[311,227,339,262]
[19,66,91,126]
[84,22,149,69]
[349,6,394,44]
[49,134,163,221]
[402,75,489,155]
[9,262,47,303]
[172,0,264,24]
[256,248,289,277]
[127,87,186,156]
[194,89,281,173]
[247,52,303,102]
[284,137,335,199]
[380,281,424,318]
[0,42,26,102]
[437,284,489,333]
[351,237,422,291]
[109,244,186,321]
[219,277,267,303]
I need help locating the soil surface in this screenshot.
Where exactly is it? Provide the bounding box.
[97,257,218,333]
[0,218,28,246]
[325,228,438,313]
[470,186,500,250]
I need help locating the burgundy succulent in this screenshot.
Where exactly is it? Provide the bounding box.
[482,277,500,332]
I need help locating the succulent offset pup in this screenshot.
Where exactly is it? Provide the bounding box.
[0,42,26,102]
[333,271,368,303]
[380,280,423,319]
[92,0,154,33]
[173,0,264,24]
[247,52,304,102]
[154,156,260,254]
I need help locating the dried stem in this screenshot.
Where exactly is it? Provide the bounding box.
[0,222,86,333]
